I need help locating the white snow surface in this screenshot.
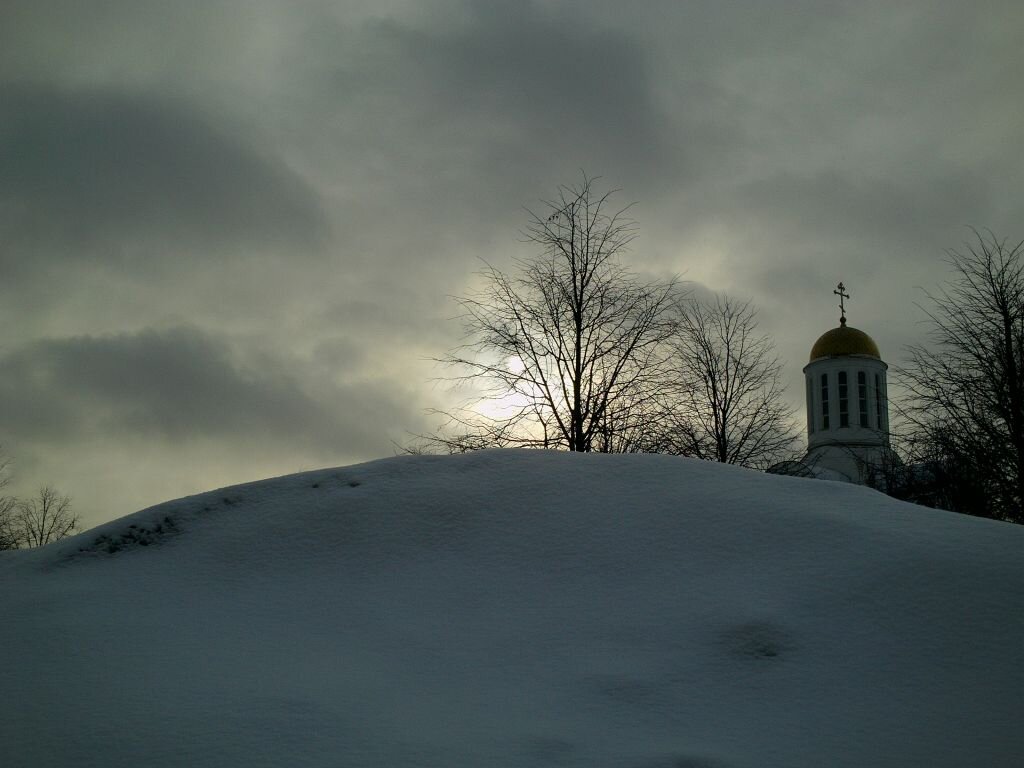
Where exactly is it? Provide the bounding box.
[1,449,1021,768]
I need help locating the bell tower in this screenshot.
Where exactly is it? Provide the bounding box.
[800,283,893,484]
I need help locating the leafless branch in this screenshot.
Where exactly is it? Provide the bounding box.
[895,229,1024,521]
[433,174,679,452]
[661,294,800,469]
[7,485,79,548]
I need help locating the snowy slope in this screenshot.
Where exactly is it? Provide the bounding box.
[1,450,1021,768]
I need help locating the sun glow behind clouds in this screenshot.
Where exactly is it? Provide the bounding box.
[474,355,547,425]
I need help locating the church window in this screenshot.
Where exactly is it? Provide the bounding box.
[875,374,886,431]
[838,371,849,428]
[820,373,829,430]
[858,371,869,427]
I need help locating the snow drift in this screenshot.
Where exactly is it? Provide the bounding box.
[1,450,1021,767]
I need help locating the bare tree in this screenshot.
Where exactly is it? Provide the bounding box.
[660,295,799,469]
[6,486,79,549]
[437,174,678,452]
[0,448,17,550]
[897,230,1024,522]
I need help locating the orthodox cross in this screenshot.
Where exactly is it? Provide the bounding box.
[834,282,850,324]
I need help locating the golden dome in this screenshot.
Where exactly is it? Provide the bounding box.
[809,320,881,362]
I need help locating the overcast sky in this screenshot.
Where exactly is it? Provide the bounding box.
[2,0,1021,529]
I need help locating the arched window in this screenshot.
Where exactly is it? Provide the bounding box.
[838,371,849,428]
[821,373,830,430]
[875,373,887,431]
[858,371,869,427]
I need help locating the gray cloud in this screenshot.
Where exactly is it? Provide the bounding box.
[293,2,683,241]
[361,5,669,169]
[0,327,417,456]
[0,85,327,274]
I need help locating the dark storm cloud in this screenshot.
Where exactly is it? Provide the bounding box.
[323,2,679,210]
[375,7,662,152]
[0,85,327,274]
[0,327,411,455]
[722,165,998,279]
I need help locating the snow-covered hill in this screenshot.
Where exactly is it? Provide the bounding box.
[2,450,1021,767]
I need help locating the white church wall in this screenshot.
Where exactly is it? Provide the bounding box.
[801,354,891,483]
